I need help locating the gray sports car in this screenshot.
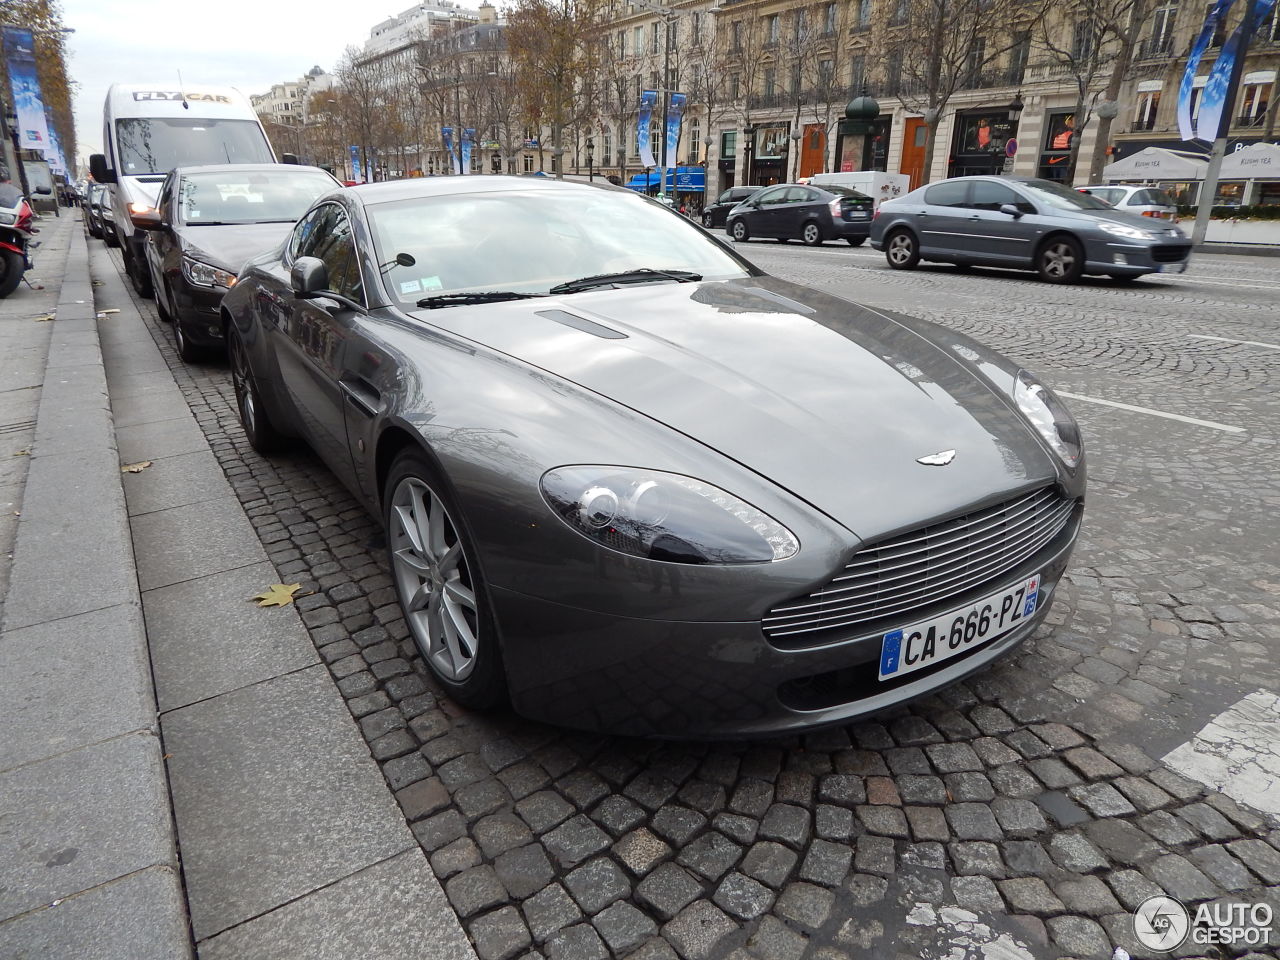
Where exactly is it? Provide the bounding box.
[222,176,1085,737]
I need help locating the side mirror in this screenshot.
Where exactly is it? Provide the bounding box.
[290,256,329,297]
[34,184,52,195]
[281,153,299,165]
[999,203,1024,218]
[131,209,165,230]
[89,154,116,184]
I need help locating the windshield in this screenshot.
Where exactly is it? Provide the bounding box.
[1018,178,1112,211]
[115,118,274,176]
[369,187,752,304]
[179,169,335,224]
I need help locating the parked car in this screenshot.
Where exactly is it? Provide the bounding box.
[1078,184,1179,220]
[83,183,109,241]
[871,176,1191,283]
[702,186,760,229]
[222,175,1084,737]
[97,185,121,248]
[130,163,339,361]
[726,183,875,246]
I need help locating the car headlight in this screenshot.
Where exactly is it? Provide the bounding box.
[1098,222,1156,241]
[1014,371,1081,468]
[0,212,14,225]
[182,256,237,289]
[540,466,799,564]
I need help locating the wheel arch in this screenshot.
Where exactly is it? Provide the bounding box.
[1034,229,1082,260]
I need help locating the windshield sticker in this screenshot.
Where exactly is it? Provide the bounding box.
[399,279,422,294]
[421,276,443,291]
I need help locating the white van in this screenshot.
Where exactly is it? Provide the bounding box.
[89,85,278,297]
[807,172,912,210]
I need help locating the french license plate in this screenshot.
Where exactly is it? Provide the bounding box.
[849,211,870,219]
[1157,261,1187,274]
[879,574,1040,681]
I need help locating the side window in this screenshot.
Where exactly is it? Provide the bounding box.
[784,187,814,203]
[717,189,736,203]
[969,180,1019,211]
[756,188,788,205]
[924,181,970,207]
[1127,189,1157,205]
[290,205,332,260]
[310,210,363,305]
[158,173,176,222]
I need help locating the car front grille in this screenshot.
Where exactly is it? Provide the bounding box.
[763,486,1077,646]
[1151,244,1191,263]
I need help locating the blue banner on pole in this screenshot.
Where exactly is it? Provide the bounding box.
[1196,0,1276,138]
[637,90,657,170]
[442,126,459,174]
[2,26,65,174]
[659,93,686,196]
[349,145,363,183]
[461,128,475,176]
[1177,0,1235,140]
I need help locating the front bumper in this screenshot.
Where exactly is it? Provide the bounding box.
[1087,238,1191,276]
[496,508,1080,738]
[172,277,229,347]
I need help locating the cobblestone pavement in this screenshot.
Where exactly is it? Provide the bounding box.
[99,240,1280,960]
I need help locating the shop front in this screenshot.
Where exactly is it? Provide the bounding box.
[1112,137,1280,205]
[834,116,891,172]
[948,110,1016,178]
[718,130,737,189]
[1037,110,1077,181]
[751,124,790,185]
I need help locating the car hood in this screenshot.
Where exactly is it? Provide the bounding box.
[179,222,293,273]
[413,277,1060,539]
[1061,205,1183,234]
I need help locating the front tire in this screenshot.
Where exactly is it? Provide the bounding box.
[174,317,205,364]
[702,212,714,228]
[228,325,285,453]
[384,451,506,709]
[801,221,823,246]
[729,219,750,242]
[885,229,920,270]
[846,237,866,247]
[126,243,154,298]
[0,249,23,298]
[1037,236,1084,284]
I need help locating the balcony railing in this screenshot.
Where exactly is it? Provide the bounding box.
[1236,113,1267,127]
[748,91,793,109]
[1132,117,1157,131]
[1137,35,1175,59]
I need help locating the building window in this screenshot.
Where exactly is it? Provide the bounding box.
[651,21,660,53]
[667,18,677,47]
[824,2,837,33]
[766,14,780,43]
[1072,22,1093,60]
[633,25,644,55]
[857,0,872,26]
[885,50,902,93]
[603,128,612,160]
[651,71,660,89]
[1239,81,1270,126]
[1008,32,1030,83]
[1147,3,1177,55]
[818,58,834,90]
[1203,2,1227,45]
[730,73,741,98]
[690,12,700,43]
[963,38,985,86]
[764,68,776,97]
[732,20,743,50]
[689,121,701,161]
[1134,89,1161,130]
[793,9,806,41]
[892,0,908,25]
[617,29,626,56]
[791,63,802,95]
[523,154,533,172]
[850,54,866,91]
[721,130,737,158]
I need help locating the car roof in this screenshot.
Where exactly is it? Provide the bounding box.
[344,174,626,207]
[172,163,333,177]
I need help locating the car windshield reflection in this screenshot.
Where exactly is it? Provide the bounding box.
[367,188,751,304]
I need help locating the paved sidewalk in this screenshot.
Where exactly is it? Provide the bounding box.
[0,216,191,958]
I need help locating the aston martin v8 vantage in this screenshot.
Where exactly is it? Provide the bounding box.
[221,176,1085,737]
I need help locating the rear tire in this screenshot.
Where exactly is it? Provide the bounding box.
[384,450,507,709]
[104,225,120,248]
[884,229,920,270]
[0,250,24,298]
[154,280,173,324]
[801,221,823,246]
[1109,273,1139,284]
[1036,235,1084,284]
[174,318,205,364]
[126,243,154,298]
[729,219,750,242]
[846,237,866,247]
[229,325,285,454]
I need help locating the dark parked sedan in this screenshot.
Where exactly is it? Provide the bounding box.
[701,186,760,229]
[222,176,1084,737]
[83,182,107,241]
[870,176,1191,282]
[131,163,339,361]
[726,183,874,246]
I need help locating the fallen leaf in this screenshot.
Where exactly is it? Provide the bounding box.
[251,583,302,607]
[120,460,153,473]
[33,313,55,322]
[99,308,120,315]
[12,449,29,457]
[163,753,173,759]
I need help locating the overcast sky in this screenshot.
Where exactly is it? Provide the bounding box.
[60,0,393,164]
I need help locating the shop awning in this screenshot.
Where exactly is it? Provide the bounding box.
[1220,142,1280,179]
[625,167,707,192]
[1103,147,1208,181]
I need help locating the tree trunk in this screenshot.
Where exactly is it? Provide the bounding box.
[1086,0,1149,183]
[920,119,940,186]
[1065,94,1088,183]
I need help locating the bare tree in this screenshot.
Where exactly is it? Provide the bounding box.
[891,0,1044,184]
[801,0,854,174]
[1076,0,1155,182]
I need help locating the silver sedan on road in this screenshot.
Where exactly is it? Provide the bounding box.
[870,176,1191,283]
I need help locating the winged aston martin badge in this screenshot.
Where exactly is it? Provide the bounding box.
[917,449,957,466]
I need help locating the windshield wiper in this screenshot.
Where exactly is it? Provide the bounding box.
[416,291,547,309]
[548,268,702,295]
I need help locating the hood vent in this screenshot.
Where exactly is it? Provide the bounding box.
[536,309,627,339]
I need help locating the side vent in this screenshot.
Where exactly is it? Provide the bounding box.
[536,310,628,340]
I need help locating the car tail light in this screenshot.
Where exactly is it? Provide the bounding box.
[829,198,842,218]
[872,206,880,220]
[1141,210,1157,217]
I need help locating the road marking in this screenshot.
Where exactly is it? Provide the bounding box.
[1057,390,1246,434]
[1164,690,1280,817]
[1188,334,1280,351]
[1157,274,1280,288]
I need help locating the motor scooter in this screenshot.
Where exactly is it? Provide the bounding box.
[0,189,36,299]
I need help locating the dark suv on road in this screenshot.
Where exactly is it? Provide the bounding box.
[702,186,761,229]
[726,183,875,246]
[870,176,1191,283]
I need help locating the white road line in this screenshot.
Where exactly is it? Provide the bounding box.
[1057,390,1246,434]
[1164,690,1280,817]
[1188,334,1280,351]
[1157,274,1280,288]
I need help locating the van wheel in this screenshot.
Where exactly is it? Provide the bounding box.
[126,246,154,299]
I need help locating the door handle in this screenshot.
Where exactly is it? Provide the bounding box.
[968,215,981,221]
[916,212,928,217]
[339,378,381,418]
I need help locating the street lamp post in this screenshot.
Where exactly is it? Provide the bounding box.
[703,135,714,197]
[586,137,594,182]
[455,69,465,175]
[741,126,756,186]
[789,129,803,181]
[778,139,790,186]
[617,147,626,186]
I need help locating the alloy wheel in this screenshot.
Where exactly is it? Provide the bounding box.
[803,223,821,245]
[703,212,713,227]
[1042,242,1076,280]
[888,234,914,265]
[389,476,480,682]
[230,337,256,437]
[731,221,746,240]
